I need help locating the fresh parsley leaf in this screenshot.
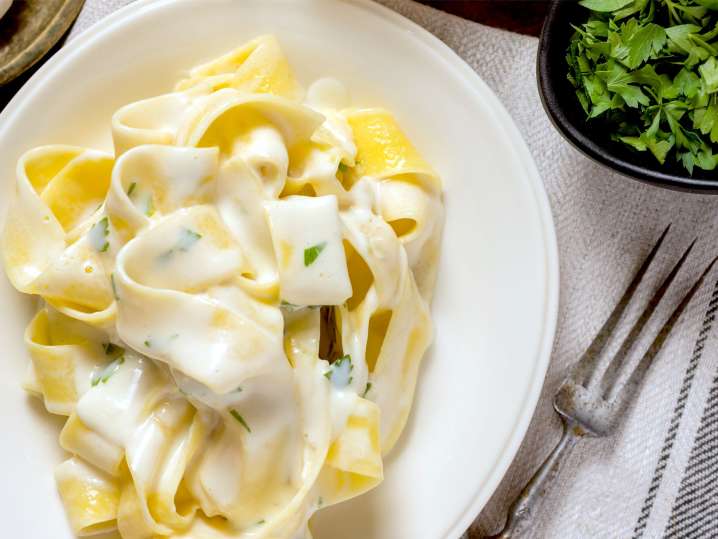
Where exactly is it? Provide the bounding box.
[618,135,648,152]
[176,228,202,251]
[614,0,648,20]
[672,68,701,99]
[230,409,252,433]
[89,216,110,253]
[127,182,137,197]
[304,242,327,266]
[694,103,718,143]
[579,0,634,12]
[665,25,706,66]
[597,60,650,108]
[626,23,666,69]
[91,356,124,387]
[362,382,372,398]
[324,354,353,388]
[647,137,675,164]
[159,228,203,261]
[568,0,718,173]
[144,196,155,217]
[699,57,718,93]
[280,300,305,312]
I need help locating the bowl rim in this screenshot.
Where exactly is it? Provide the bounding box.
[537,0,718,194]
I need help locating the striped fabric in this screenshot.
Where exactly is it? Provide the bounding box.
[634,283,718,539]
[663,367,718,537]
[67,1,718,537]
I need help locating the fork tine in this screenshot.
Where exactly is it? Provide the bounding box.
[613,255,718,408]
[600,238,697,397]
[572,225,670,386]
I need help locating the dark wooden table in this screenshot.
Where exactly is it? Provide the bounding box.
[418,1,550,36]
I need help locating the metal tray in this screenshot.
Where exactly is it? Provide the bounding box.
[0,0,84,86]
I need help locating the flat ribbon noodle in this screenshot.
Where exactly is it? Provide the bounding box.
[175,35,303,101]
[55,457,121,536]
[2,34,444,539]
[3,146,117,328]
[25,307,106,415]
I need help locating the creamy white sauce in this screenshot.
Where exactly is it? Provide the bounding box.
[306,78,350,110]
[87,217,110,252]
[76,354,165,447]
[5,40,442,539]
[265,195,352,306]
[306,78,357,164]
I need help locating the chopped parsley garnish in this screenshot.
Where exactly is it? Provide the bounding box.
[256,520,266,525]
[324,354,353,387]
[91,356,124,386]
[127,182,137,197]
[362,382,372,398]
[159,228,203,261]
[144,339,151,348]
[144,195,155,217]
[176,228,202,251]
[304,242,327,266]
[110,273,119,301]
[567,0,718,173]
[338,163,349,173]
[280,300,305,312]
[89,216,110,252]
[230,409,252,432]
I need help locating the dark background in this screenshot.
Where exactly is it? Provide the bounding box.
[419,0,550,36]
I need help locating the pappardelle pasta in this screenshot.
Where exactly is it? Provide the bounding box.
[2,35,444,539]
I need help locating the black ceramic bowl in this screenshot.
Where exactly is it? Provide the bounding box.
[537,0,718,193]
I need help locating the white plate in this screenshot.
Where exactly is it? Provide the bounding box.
[0,1,558,538]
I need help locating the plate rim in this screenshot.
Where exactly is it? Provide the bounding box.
[0,1,560,537]
[348,2,559,535]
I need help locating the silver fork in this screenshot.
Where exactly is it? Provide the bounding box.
[467,226,717,539]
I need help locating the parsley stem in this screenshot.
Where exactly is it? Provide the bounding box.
[230,409,251,433]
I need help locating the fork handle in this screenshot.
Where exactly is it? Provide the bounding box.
[480,418,583,539]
